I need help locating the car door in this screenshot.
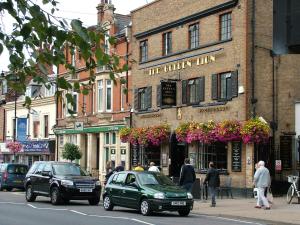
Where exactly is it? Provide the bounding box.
[32,163,45,194]
[122,173,141,208]
[110,172,126,206]
[40,163,52,195]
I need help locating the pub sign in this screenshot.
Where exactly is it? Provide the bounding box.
[161,81,176,107]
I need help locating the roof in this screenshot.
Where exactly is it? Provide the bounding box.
[114,14,131,36]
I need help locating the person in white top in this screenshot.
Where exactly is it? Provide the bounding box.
[148,162,160,172]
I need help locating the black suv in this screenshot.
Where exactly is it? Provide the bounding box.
[24,161,101,205]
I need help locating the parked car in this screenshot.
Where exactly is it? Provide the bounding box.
[24,161,101,205]
[102,171,194,216]
[0,163,29,191]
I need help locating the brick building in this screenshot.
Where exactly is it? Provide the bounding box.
[130,0,300,194]
[55,0,132,181]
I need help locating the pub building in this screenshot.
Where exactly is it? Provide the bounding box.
[129,0,300,195]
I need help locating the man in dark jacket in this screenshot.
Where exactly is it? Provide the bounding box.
[204,162,220,207]
[179,158,196,192]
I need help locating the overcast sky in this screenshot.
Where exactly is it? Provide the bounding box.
[0,0,154,71]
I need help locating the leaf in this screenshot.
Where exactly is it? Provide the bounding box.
[71,19,89,43]
[0,44,3,55]
[108,36,117,45]
[57,77,71,90]
[20,23,32,40]
[82,88,89,95]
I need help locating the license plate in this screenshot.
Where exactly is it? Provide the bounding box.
[171,201,186,206]
[79,188,93,192]
[14,180,22,183]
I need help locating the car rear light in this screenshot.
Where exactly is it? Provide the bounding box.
[3,171,8,181]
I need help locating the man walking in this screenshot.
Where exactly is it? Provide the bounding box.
[204,162,220,207]
[254,160,271,210]
[148,162,160,172]
[179,158,196,192]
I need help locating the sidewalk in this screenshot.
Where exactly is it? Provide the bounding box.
[193,197,300,225]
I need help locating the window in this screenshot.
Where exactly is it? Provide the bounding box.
[211,71,238,101]
[105,133,110,145]
[162,32,172,55]
[189,23,199,49]
[135,87,152,111]
[44,115,49,138]
[33,121,40,138]
[67,134,77,144]
[97,80,103,112]
[182,77,205,105]
[104,31,110,54]
[66,93,78,115]
[220,13,232,41]
[112,132,116,144]
[140,40,148,62]
[59,135,64,146]
[71,48,76,66]
[106,80,112,111]
[120,84,126,111]
[197,142,228,171]
[44,83,56,97]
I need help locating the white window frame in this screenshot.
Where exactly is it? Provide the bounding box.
[106,79,112,112]
[120,84,126,111]
[97,80,104,112]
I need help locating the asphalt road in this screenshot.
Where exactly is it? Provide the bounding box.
[0,191,266,225]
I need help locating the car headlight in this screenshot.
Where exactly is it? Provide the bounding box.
[187,193,193,199]
[154,192,165,199]
[95,180,101,186]
[61,180,74,187]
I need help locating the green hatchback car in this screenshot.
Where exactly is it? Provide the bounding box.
[102,171,193,216]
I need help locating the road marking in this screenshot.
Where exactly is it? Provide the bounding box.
[27,204,68,211]
[70,210,87,216]
[89,215,155,225]
[191,214,264,225]
[0,202,25,205]
[131,218,155,225]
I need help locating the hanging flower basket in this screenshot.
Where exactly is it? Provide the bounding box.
[185,122,202,143]
[120,127,131,143]
[6,141,23,154]
[215,120,242,143]
[146,124,170,146]
[175,122,193,143]
[241,118,271,144]
[197,120,217,144]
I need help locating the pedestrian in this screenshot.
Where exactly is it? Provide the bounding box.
[114,163,125,172]
[203,162,220,207]
[148,162,160,172]
[133,162,144,171]
[179,158,196,193]
[106,160,112,174]
[253,160,271,210]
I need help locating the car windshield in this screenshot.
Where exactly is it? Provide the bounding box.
[7,165,28,175]
[52,164,87,176]
[138,173,175,186]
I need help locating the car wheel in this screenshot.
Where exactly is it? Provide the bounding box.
[88,197,100,205]
[103,195,114,211]
[63,198,70,204]
[50,187,62,205]
[140,199,152,216]
[178,209,190,217]
[25,185,36,202]
[0,183,3,191]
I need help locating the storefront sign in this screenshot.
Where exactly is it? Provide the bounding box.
[140,113,162,119]
[21,141,49,153]
[74,122,84,131]
[17,118,27,142]
[161,82,176,106]
[199,106,229,113]
[55,125,125,134]
[275,160,282,171]
[121,148,126,162]
[121,149,126,155]
[111,149,116,155]
[280,135,292,169]
[232,142,242,172]
[131,144,139,167]
[147,55,216,76]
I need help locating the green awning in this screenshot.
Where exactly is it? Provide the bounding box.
[54,125,125,135]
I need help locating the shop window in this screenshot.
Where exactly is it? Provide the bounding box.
[59,135,64,146]
[182,77,205,105]
[134,86,152,111]
[162,32,172,56]
[197,142,228,172]
[140,40,148,62]
[211,71,238,101]
[189,23,199,49]
[220,13,232,41]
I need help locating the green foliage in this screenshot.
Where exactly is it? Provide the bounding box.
[62,143,82,162]
[0,0,126,109]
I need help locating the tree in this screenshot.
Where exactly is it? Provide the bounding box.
[0,0,127,108]
[62,143,82,162]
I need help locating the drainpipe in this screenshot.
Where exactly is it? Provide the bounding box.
[251,0,257,118]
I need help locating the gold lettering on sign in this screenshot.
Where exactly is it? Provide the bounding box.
[199,106,229,113]
[147,54,217,76]
[140,113,162,119]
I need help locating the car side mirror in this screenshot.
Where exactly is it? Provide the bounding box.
[42,171,52,177]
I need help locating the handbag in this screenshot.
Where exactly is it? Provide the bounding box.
[267,188,274,204]
[253,187,258,199]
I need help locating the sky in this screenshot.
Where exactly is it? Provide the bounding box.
[0,0,154,71]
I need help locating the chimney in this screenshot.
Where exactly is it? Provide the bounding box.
[97,0,115,25]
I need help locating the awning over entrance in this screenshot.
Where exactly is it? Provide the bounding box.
[54,125,125,135]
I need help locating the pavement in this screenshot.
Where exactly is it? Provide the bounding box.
[192,197,300,225]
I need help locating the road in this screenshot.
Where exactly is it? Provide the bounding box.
[0,191,266,225]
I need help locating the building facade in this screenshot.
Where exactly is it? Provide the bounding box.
[2,77,56,166]
[55,0,132,181]
[130,0,300,193]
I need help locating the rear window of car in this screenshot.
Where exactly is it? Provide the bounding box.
[7,165,28,175]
